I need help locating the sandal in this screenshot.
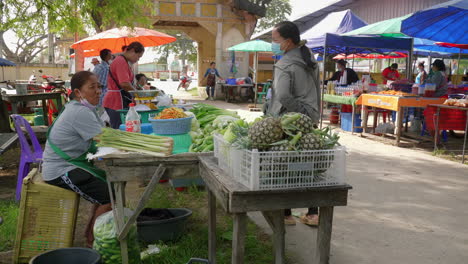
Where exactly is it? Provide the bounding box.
[300,214,319,226]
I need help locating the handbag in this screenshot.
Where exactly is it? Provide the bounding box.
[108,59,133,109]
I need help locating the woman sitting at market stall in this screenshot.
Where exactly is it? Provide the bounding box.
[267,21,321,226]
[425,59,448,97]
[42,71,111,247]
[328,59,359,85]
[415,62,427,84]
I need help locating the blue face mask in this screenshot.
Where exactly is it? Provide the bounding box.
[271,42,284,55]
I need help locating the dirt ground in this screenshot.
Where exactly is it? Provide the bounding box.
[1,81,467,263]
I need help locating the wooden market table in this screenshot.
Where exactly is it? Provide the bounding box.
[220,84,254,103]
[356,94,446,145]
[2,92,63,126]
[198,155,352,264]
[323,94,360,133]
[96,152,210,264]
[427,104,468,163]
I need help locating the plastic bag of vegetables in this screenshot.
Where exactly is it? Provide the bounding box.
[93,209,141,264]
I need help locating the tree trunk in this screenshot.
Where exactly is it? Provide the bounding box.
[0,92,11,132]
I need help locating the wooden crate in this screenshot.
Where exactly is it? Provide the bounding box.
[13,169,80,263]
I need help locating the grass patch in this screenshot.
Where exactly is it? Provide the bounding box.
[187,87,201,97]
[0,199,19,251]
[141,184,288,264]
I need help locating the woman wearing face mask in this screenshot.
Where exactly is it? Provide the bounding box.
[103,41,145,128]
[42,71,112,247]
[267,21,321,226]
[328,59,359,85]
[415,62,427,84]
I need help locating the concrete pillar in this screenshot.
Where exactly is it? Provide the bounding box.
[215,22,223,71]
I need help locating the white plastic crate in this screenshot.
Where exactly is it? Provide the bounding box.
[214,134,346,190]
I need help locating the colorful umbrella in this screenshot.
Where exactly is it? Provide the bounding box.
[71,27,176,57]
[343,14,410,37]
[436,43,468,49]
[401,0,468,43]
[333,52,407,59]
[228,40,272,107]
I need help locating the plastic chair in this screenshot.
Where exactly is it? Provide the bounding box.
[10,114,43,201]
[257,82,271,104]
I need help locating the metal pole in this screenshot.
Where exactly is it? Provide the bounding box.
[320,40,327,129]
[462,109,468,164]
[457,49,461,84]
[254,51,258,108]
[407,38,414,80]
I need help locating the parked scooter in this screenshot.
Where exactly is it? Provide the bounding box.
[177,75,192,91]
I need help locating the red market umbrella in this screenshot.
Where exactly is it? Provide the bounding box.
[435,42,468,49]
[71,27,176,57]
[333,52,407,59]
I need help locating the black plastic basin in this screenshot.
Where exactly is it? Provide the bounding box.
[29,247,101,264]
[137,208,192,243]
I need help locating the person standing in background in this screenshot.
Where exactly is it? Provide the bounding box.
[93,49,112,105]
[425,59,448,97]
[382,63,400,84]
[328,59,359,85]
[202,62,223,100]
[103,42,145,129]
[415,62,427,84]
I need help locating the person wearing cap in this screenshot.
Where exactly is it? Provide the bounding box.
[328,59,359,85]
[425,59,448,97]
[382,63,400,84]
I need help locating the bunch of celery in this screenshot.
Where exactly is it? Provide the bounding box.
[96,128,174,157]
[190,104,239,128]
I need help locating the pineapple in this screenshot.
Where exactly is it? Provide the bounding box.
[281,113,315,134]
[248,117,284,150]
[297,133,324,150]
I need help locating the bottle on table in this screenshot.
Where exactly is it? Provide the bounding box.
[126,103,141,133]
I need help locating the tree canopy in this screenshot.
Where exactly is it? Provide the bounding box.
[0,0,153,63]
[254,0,292,34]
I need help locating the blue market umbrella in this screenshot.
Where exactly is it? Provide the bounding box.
[401,0,468,43]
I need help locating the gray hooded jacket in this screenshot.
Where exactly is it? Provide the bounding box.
[267,47,321,123]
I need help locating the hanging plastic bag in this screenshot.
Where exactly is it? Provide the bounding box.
[93,209,141,264]
[157,95,172,107]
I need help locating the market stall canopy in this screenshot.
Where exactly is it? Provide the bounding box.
[343,14,468,55]
[0,58,16,67]
[401,0,468,44]
[310,33,413,55]
[333,52,407,59]
[227,39,272,52]
[342,14,410,37]
[301,9,367,48]
[71,27,176,57]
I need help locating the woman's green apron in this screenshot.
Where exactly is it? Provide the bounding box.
[46,103,106,182]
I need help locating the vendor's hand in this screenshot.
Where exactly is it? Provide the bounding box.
[93,136,101,142]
